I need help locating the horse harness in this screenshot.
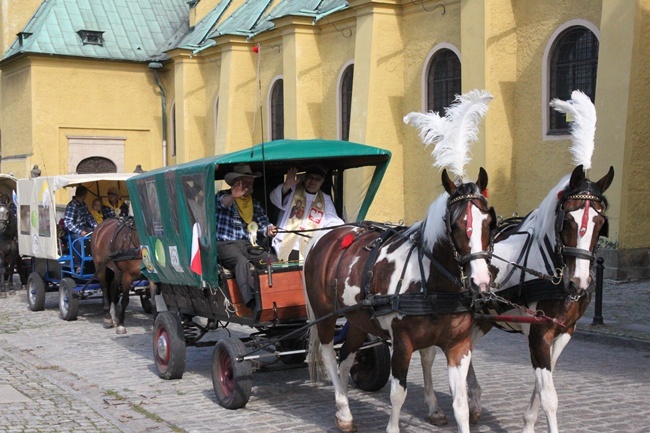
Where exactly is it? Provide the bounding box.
[331,192,493,319]
[108,217,140,262]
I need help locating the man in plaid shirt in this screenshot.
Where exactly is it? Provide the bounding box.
[216,165,277,313]
[64,186,96,270]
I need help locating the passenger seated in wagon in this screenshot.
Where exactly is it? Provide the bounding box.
[215,164,278,312]
[270,165,343,262]
[103,186,129,218]
[63,186,97,273]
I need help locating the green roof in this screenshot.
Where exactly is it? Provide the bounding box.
[252,0,348,34]
[2,0,190,63]
[174,0,230,51]
[2,0,351,63]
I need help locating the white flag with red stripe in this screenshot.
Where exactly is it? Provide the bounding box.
[190,222,202,276]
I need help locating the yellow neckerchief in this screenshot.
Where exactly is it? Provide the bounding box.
[234,195,253,224]
[90,208,104,223]
[277,185,325,261]
[103,198,124,213]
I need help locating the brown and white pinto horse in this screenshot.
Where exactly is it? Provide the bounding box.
[90,217,143,334]
[462,164,613,432]
[304,168,495,433]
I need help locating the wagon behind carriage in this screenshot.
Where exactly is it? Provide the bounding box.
[127,138,393,408]
[17,173,148,320]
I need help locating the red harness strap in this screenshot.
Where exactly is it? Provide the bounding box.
[580,200,591,237]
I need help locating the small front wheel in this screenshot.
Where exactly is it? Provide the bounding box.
[350,336,391,392]
[58,278,79,321]
[153,312,186,379]
[27,272,46,312]
[212,338,252,409]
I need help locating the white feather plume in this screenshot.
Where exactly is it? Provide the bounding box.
[403,89,493,179]
[550,90,596,170]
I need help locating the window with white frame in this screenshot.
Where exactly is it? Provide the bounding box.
[548,26,599,134]
[427,48,461,115]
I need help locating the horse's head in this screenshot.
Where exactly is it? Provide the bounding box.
[442,167,496,294]
[0,203,11,235]
[556,164,614,295]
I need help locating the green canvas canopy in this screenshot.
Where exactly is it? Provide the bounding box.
[127,139,391,287]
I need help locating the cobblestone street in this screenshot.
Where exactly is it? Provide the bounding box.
[1,282,649,432]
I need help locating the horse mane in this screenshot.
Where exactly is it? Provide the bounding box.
[519,174,570,243]
[407,192,449,252]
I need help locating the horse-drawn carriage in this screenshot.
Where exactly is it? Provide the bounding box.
[126,139,394,409]
[17,173,149,321]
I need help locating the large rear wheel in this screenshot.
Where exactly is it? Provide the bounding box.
[350,336,391,392]
[58,278,79,321]
[153,312,186,379]
[27,272,45,312]
[212,338,252,409]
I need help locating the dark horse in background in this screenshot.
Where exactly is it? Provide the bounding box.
[0,202,22,298]
[304,168,495,433]
[90,217,144,334]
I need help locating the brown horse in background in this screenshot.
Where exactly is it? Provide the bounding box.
[90,217,143,334]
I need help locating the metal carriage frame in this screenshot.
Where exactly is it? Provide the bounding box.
[17,173,150,320]
[127,139,394,408]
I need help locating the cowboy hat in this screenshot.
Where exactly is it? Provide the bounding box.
[305,164,328,178]
[224,164,262,186]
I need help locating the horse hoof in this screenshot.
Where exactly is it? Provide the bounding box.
[0,292,6,299]
[8,290,15,296]
[335,417,356,432]
[470,409,481,425]
[116,326,127,335]
[429,414,448,426]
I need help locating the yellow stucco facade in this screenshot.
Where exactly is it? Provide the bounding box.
[1,0,649,278]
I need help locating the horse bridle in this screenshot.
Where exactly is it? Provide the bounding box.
[554,183,609,266]
[422,191,496,292]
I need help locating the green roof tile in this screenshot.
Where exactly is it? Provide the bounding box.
[2,0,189,63]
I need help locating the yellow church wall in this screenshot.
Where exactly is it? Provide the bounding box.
[214,39,262,154]
[509,1,601,214]
[0,57,32,176]
[248,34,284,142]
[615,0,650,249]
[23,58,163,178]
[401,1,462,223]
[348,2,405,223]
[317,15,357,141]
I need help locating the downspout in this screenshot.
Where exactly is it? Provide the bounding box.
[148,62,167,167]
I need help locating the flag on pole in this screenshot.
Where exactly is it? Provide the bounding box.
[190,222,202,276]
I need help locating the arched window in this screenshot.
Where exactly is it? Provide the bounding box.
[548,26,599,133]
[271,79,284,140]
[427,49,461,114]
[76,156,116,174]
[340,65,354,141]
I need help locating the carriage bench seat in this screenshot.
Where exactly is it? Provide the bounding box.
[219,262,307,322]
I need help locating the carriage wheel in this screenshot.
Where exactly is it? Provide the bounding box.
[212,338,252,409]
[140,293,153,314]
[350,336,391,392]
[58,278,79,321]
[153,312,186,380]
[27,272,45,311]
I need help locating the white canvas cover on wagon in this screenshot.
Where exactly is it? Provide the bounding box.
[17,173,137,260]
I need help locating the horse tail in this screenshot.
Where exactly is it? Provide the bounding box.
[302,237,326,385]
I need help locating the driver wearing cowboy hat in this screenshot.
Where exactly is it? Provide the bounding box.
[215,164,277,313]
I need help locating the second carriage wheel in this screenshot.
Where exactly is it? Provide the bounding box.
[153,311,186,379]
[58,278,79,321]
[212,338,252,409]
[27,272,45,312]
